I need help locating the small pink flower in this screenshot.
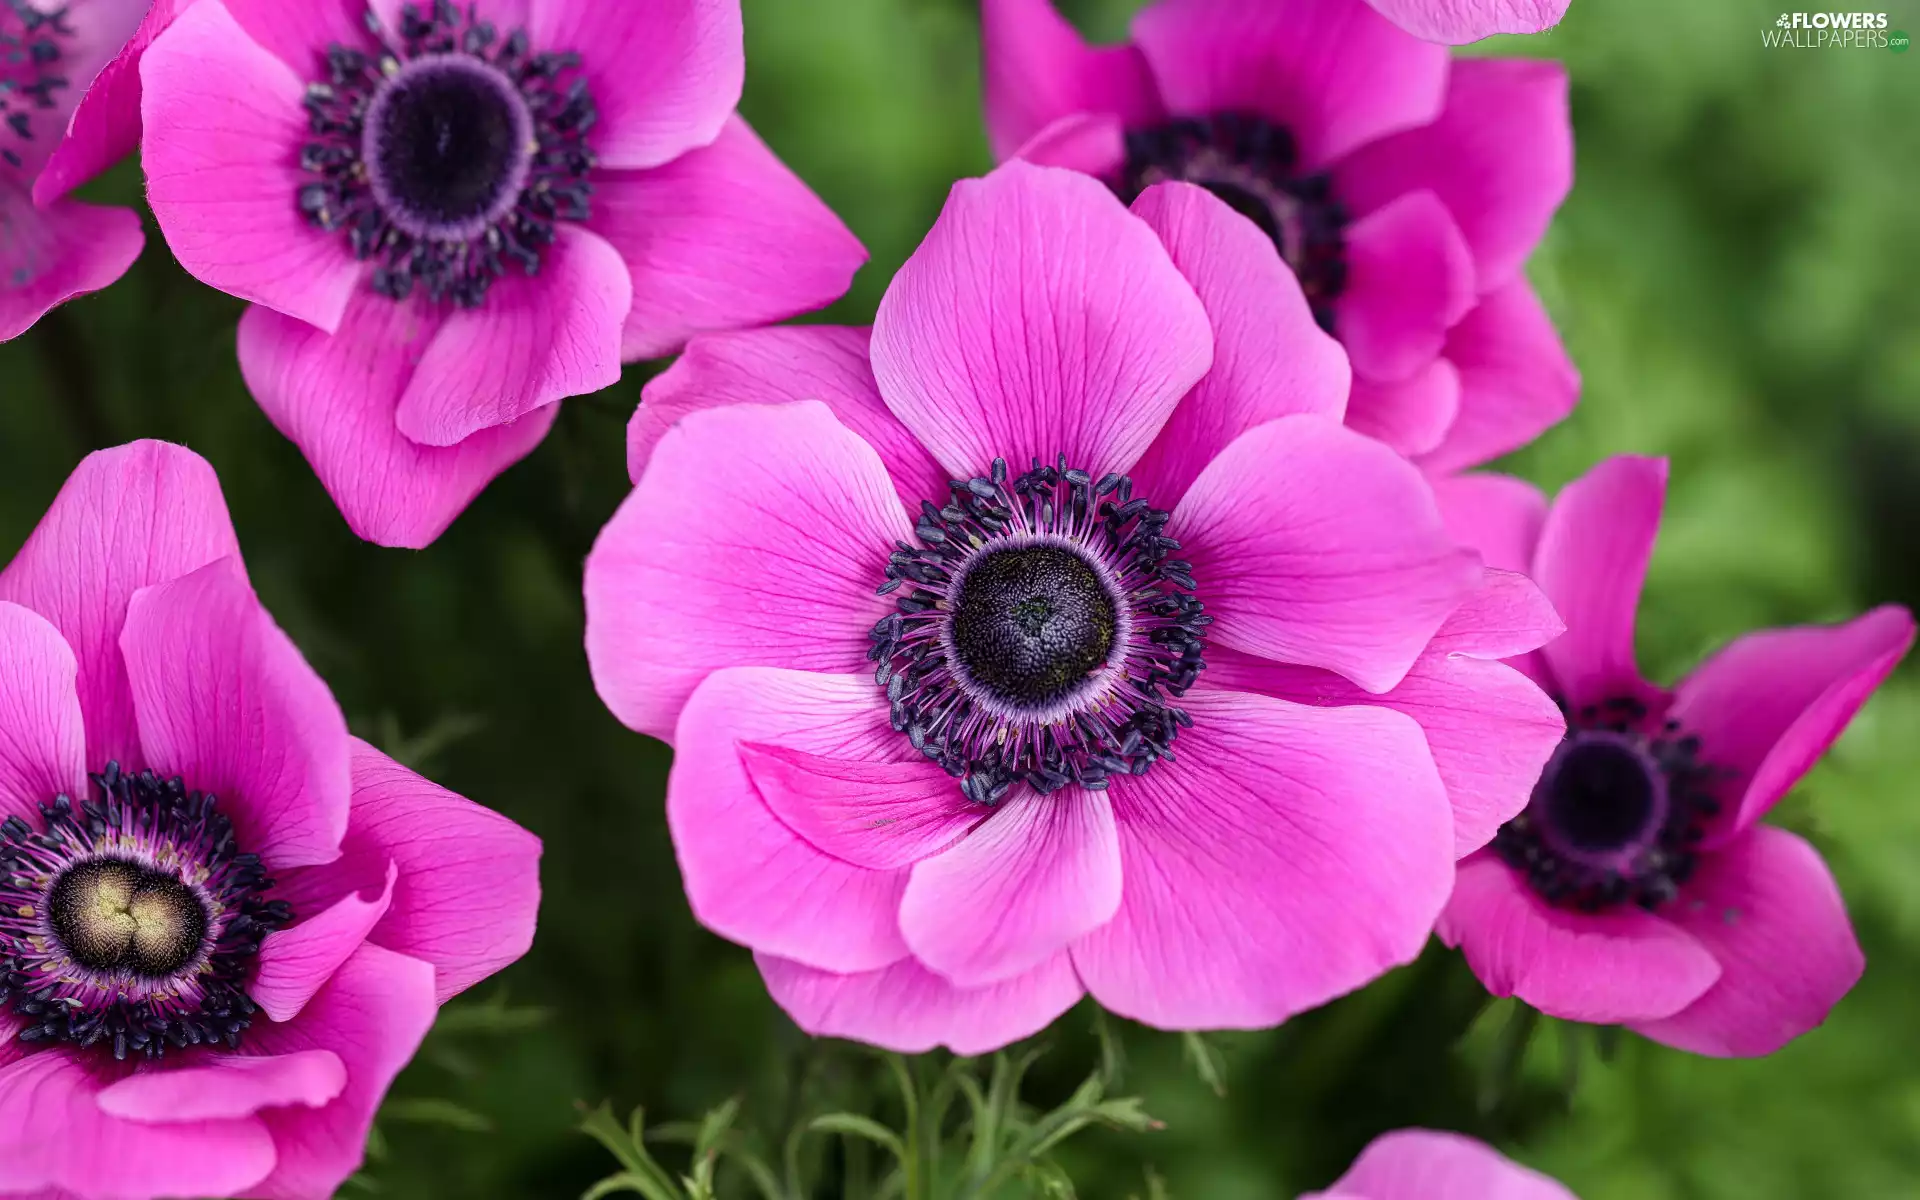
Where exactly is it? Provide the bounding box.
[1435,458,1915,1057]
[137,0,866,549]
[584,161,1565,1054]
[1362,0,1570,45]
[0,441,541,1199]
[981,0,1578,472]
[1301,1128,1577,1200]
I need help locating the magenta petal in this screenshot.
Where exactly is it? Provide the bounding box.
[96,1050,348,1122]
[588,117,865,362]
[121,556,351,870]
[585,401,907,741]
[1130,0,1449,169]
[667,668,911,973]
[1346,357,1462,458]
[0,440,240,768]
[1438,852,1721,1023]
[900,788,1121,988]
[1631,826,1864,1058]
[1306,1128,1576,1200]
[34,0,190,206]
[1672,606,1914,842]
[870,161,1212,479]
[1008,112,1129,176]
[0,190,144,343]
[980,0,1163,159]
[252,863,397,1022]
[757,950,1085,1056]
[1364,0,1570,43]
[1127,182,1351,507]
[630,326,946,507]
[1072,689,1453,1028]
[221,0,368,72]
[741,743,981,871]
[1418,280,1580,475]
[1427,568,1564,661]
[527,0,741,171]
[1175,415,1481,693]
[237,296,559,550]
[0,604,88,824]
[1432,471,1548,576]
[1337,190,1476,384]
[141,0,361,332]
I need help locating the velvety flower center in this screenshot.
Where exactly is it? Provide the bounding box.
[1116,112,1350,332]
[0,0,73,172]
[870,457,1209,805]
[0,763,293,1061]
[297,0,598,307]
[1493,697,1726,912]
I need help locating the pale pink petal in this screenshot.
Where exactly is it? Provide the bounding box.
[585,400,907,741]
[1671,606,1914,842]
[1336,190,1476,385]
[757,950,1085,1055]
[740,743,981,871]
[1346,358,1461,458]
[667,668,911,973]
[1174,415,1482,693]
[1130,0,1449,169]
[1418,280,1580,475]
[587,117,865,362]
[0,440,240,767]
[869,161,1212,479]
[1437,851,1721,1024]
[141,0,361,332]
[34,0,191,205]
[900,788,1120,987]
[0,189,144,343]
[121,556,351,870]
[1426,568,1564,660]
[1306,1128,1576,1200]
[1431,471,1548,576]
[238,295,558,550]
[1127,181,1351,507]
[0,604,88,823]
[95,1050,347,1122]
[629,325,946,507]
[1364,0,1570,44]
[252,863,397,1022]
[1008,112,1129,176]
[980,0,1162,159]
[1632,826,1864,1058]
[1071,689,1454,1028]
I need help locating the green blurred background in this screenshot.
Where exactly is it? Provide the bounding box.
[4,0,1918,1194]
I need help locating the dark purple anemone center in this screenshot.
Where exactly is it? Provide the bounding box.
[0,764,292,1061]
[0,0,74,171]
[870,456,1209,805]
[1115,111,1349,332]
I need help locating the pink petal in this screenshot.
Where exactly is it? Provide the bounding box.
[252,862,397,1022]
[757,950,1085,1055]
[1346,357,1462,458]
[629,325,946,507]
[528,0,740,170]
[0,604,88,824]
[1418,280,1580,475]
[585,400,907,741]
[980,0,1163,159]
[238,295,558,550]
[33,0,191,206]
[1337,59,1571,289]
[740,743,981,871]
[244,944,439,1200]
[1307,1128,1576,1200]
[587,116,865,362]
[220,0,369,72]
[120,556,351,870]
[1431,471,1548,575]
[1364,0,1571,44]
[0,1051,275,1198]
[1127,181,1351,507]
[1532,455,1669,712]
[1437,851,1721,1024]
[1427,568,1564,661]
[666,667,911,973]
[1631,826,1865,1058]
[141,0,361,332]
[0,190,144,343]
[1070,689,1454,1028]
[1336,190,1476,384]
[0,440,240,767]
[900,788,1121,987]
[1008,112,1129,176]
[869,161,1212,480]
[95,1049,347,1122]
[1130,0,1449,169]
[1174,415,1482,693]
[1671,606,1914,843]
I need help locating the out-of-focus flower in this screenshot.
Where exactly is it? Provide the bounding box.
[1301,1128,1577,1199]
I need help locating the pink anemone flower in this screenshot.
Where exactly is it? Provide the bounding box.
[0,441,541,1199]
[1434,458,1915,1057]
[1302,1128,1577,1200]
[583,161,1569,1053]
[1362,0,1570,44]
[981,0,1578,472]
[0,0,148,342]
[137,0,865,550]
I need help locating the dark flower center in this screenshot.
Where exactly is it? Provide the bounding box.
[0,0,73,172]
[49,860,210,978]
[1540,734,1665,855]
[364,54,532,240]
[1116,112,1349,332]
[949,543,1119,709]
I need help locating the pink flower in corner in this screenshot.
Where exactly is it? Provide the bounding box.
[137,0,866,550]
[981,0,1579,471]
[0,441,541,1199]
[1363,0,1570,45]
[1434,458,1915,1057]
[584,161,1519,1055]
[1301,1128,1577,1200]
